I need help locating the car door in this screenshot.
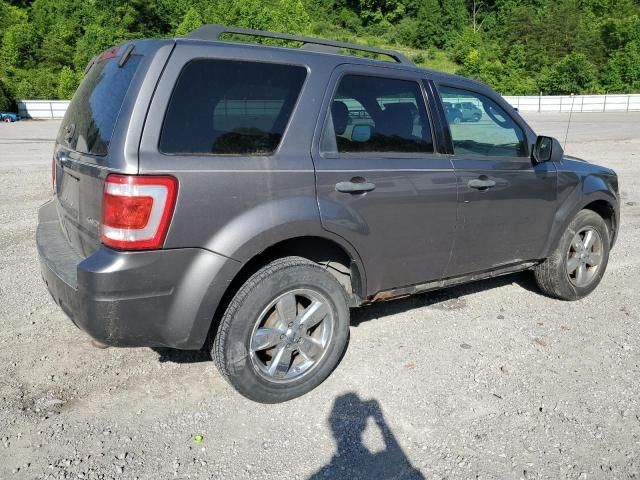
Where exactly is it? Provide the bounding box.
[435,84,558,277]
[311,65,458,296]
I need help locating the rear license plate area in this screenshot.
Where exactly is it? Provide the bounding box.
[58,170,80,221]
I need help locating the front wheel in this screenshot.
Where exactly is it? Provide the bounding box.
[212,257,350,403]
[534,209,610,300]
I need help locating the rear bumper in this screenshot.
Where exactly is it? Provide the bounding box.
[37,200,239,349]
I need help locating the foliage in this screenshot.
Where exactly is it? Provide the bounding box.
[176,8,204,36]
[0,78,12,110]
[0,0,639,104]
[539,53,600,95]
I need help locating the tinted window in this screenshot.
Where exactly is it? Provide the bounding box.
[160,60,307,155]
[438,86,527,157]
[57,54,141,156]
[323,75,434,154]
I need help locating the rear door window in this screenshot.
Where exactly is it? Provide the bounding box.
[159,60,307,155]
[57,52,141,156]
[322,74,434,155]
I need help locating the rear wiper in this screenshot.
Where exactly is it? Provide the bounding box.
[119,45,135,68]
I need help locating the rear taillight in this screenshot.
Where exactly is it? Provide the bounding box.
[101,174,178,250]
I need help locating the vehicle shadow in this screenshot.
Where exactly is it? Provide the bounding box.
[351,270,539,327]
[153,271,538,363]
[308,392,424,479]
[151,347,210,363]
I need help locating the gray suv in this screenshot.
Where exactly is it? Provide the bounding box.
[37,25,620,403]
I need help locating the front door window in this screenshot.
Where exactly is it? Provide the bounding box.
[439,86,527,158]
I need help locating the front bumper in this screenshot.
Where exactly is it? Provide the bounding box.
[37,200,239,349]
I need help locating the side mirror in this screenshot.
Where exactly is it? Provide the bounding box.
[533,136,564,163]
[351,124,372,143]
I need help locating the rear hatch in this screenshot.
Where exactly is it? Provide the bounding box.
[53,43,146,258]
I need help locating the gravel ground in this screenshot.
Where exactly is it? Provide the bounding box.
[0,113,639,480]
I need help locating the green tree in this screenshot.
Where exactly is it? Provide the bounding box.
[440,0,468,47]
[539,53,600,94]
[357,0,405,26]
[0,0,27,29]
[220,0,311,33]
[14,67,57,98]
[0,78,12,110]
[1,0,640,101]
[56,66,80,99]
[175,7,203,36]
[412,0,443,48]
[1,22,38,68]
[603,41,640,92]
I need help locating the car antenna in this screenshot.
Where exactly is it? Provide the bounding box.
[563,93,576,149]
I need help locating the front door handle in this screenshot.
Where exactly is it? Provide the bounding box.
[335,179,376,194]
[468,178,496,190]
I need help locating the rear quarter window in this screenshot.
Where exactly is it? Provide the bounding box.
[159,59,307,156]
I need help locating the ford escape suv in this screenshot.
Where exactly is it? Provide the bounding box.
[37,25,620,403]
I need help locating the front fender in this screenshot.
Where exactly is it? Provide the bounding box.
[543,170,619,256]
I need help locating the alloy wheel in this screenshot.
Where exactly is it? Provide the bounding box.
[249,289,334,383]
[566,227,603,287]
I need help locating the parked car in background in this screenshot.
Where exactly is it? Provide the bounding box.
[444,102,483,123]
[37,25,620,403]
[455,101,483,122]
[0,112,21,122]
[443,101,463,124]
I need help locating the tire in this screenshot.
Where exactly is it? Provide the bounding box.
[472,113,481,122]
[452,116,462,125]
[534,209,610,300]
[212,256,350,403]
[3,117,12,123]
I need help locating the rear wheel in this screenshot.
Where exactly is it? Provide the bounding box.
[212,256,350,403]
[534,209,610,300]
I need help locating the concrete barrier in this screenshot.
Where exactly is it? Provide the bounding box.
[16,94,640,119]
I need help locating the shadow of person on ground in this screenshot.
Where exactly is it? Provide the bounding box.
[309,393,425,480]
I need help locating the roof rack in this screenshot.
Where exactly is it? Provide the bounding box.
[185,24,414,66]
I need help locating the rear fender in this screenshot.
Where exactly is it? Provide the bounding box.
[203,195,366,287]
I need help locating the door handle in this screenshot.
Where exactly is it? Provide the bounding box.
[468,178,496,190]
[335,179,376,194]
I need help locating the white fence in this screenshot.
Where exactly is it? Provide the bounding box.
[17,100,70,119]
[16,94,640,119]
[503,94,640,112]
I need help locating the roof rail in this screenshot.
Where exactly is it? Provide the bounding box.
[185,24,414,66]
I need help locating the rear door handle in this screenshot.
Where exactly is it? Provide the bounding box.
[468,178,496,190]
[335,179,376,194]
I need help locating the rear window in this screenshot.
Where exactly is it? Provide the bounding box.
[159,59,307,155]
[57,53,141,156]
